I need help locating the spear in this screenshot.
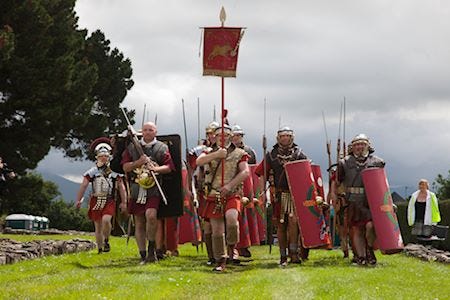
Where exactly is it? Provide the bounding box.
[263,98,273,254]
[197,97,201,145]
[343,97,347,156]
[141,103,147,129]
[337,101,343,164]
[182,98,200,252]
[322,110,332,170]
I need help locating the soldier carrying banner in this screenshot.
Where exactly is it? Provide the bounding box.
[196,125,249,272]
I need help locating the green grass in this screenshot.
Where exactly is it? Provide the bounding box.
[1,234,449,300]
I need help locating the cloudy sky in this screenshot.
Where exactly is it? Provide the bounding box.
[38,0,450,196]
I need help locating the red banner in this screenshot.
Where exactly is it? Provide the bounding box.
[203,27,242,77]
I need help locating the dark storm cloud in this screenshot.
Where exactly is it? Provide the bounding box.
[38,0,450,191]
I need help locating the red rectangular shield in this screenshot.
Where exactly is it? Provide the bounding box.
[203,27,242,77]
[361,168,404,254]
[178,168,201,245]
[249,164,267,242]
[285,160,329,248]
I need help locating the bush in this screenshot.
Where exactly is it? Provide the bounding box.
[47,199,93,232]
[397,198,450,250]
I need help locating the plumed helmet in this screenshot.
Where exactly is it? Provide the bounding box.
[90,137,112,157]
[205,121,220,133]
[232,124,244,136]
[95,143,112,157]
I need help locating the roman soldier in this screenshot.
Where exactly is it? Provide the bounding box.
[75,138,127,253]
[337,133,385,266]
[231,124,257,164]
[255,126,308,267]
[232,124,259,258]
[196,125,249,272]
[188,121,219,265]
[327,163,350,258]
[121,122,175,264]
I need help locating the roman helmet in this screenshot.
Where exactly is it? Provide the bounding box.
[90,137,112,159]
[350,133,374,156]
[276,126,294,147]
[232,124,245,136]
[205,121,220,134]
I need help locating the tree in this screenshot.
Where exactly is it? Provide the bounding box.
[47,199,93,231]
[0,0,135,173]
[433,170,450,200]
[0,172,59,215]
[0,172,93,231]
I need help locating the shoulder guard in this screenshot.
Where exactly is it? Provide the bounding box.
[83,167,99,178]
[189,145,207,157]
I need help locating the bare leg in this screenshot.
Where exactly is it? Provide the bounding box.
[339,224,349,258]
[225,209,239,262]
[155,219,165,259]
[277,220,288,266]
[101,215,112,252]
[102,215,112,241]
[94,220,103,253]
[144,208,158,262]
[203,221,214,264]
[365,221,376,247]
[288,216,301,263]
[210,217,226,271]
[365,221,377,265]
[134,214,147,261]
[145,208,158,241]
[351,225,367,264]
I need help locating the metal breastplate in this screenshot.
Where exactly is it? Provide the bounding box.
[128,141,166,166]
[84,167,118,210]
[342,155,384,188]
[269,146,305,190]
[342,154,384,202]
[92,175,113,197]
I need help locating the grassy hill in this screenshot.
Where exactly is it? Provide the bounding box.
[1,234,449,299]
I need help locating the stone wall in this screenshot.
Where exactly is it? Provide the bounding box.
[0,238,96,265]
[404,243,450,263]
[2,227,94,236]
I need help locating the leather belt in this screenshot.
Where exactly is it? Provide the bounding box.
[346,187,365,194]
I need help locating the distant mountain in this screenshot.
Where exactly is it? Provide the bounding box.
[39,171,82,203]
[389,185,416,200]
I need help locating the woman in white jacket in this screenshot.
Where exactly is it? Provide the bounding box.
[407,179,441,237]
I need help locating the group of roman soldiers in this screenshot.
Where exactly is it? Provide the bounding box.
[76,117,386,271]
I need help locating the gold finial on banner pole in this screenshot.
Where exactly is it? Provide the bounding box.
[220,6,226,27]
